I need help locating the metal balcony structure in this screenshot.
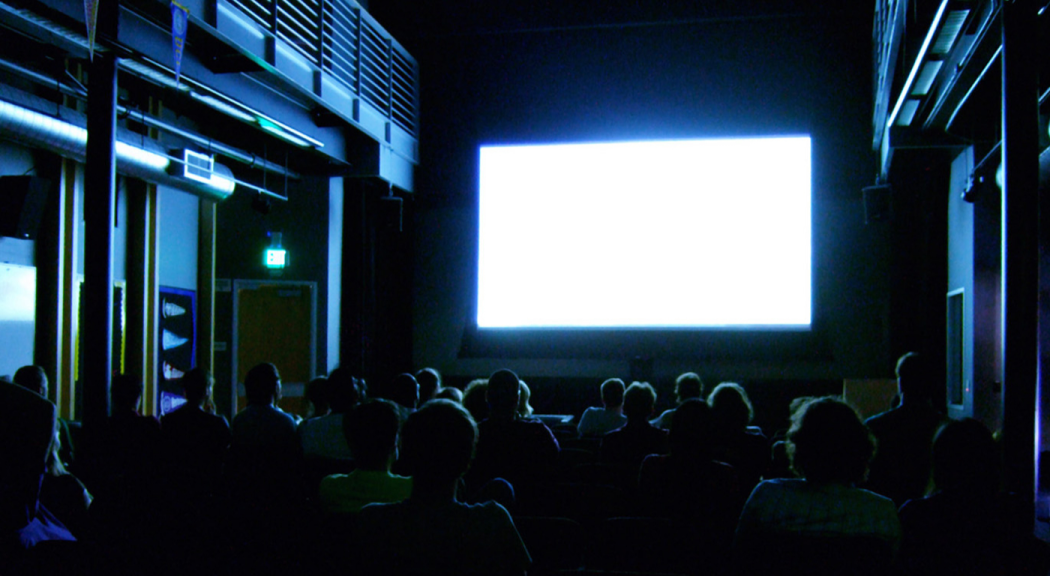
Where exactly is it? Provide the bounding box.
[0,0,419,191]
[873,0,1000,178]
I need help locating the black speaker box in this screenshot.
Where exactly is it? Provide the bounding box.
[0,176,50,239]
[862,184,892,224]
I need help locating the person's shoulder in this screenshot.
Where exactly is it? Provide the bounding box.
[864,407,899,430]
[640,453,669,472]
[358,499,407,517]
[848,485,900,512]
[648,423,670,438]
[752,477,802,496]
[467,499,515,521]
[602,426,625,441]
[208,411,231,431]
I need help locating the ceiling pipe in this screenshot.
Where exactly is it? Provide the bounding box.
[0,83,252,201]
[0,55,300,180]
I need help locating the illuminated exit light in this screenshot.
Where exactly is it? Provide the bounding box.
[265,231,287,269]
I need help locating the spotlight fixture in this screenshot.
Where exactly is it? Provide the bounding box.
[961,174,985,203]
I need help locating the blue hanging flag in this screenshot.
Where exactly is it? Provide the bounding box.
[171,1,189,86]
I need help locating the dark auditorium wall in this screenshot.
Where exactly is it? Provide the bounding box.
[386,7,918,383]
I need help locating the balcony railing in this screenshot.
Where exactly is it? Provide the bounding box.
[223,0,418,137]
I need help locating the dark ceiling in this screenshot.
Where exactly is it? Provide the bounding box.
[370,0,873,51]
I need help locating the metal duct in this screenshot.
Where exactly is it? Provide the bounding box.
[0,55,299,180]
[0,84,235,200]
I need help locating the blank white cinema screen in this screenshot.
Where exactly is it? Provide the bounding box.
[477,136,812,329]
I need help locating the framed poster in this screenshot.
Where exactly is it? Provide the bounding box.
[158,285,196,415]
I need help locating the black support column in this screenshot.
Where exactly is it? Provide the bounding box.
[81,50,119,431]
[1000,0,1039,523]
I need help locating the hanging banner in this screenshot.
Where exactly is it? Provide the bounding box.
[171,1,189,86]
[84,0,99,60]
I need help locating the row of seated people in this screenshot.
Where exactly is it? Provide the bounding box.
[3,357,1048,575]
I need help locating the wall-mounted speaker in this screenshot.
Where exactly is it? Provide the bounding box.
[862,184,892,224]
[0,176,50,240]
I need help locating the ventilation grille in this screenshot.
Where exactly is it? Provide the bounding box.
[183,149,215,181]
[222,0,417,135]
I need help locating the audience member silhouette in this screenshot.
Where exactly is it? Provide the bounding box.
[639,398,741,564]
[39,426,92,540]
[354,400,531,575]
[463,379,490,424]
[227,362,303,507]
[897,418,1047,576]
[708,381,769,492]
[435,386,464,403]
[651,371,704,430]
[298,367,361,460]
[13,365,74,469]
[415,367,441,405]
[94,374,162,497]
[517,380,534,418]
[303,377,330,420]
[864,352,948,507]
[600,381,669,480]
[767,396,817,480]
[319,399,411,515]
[385,373,419,420]
[161,367,231,499]
[469,369,560,493]
[0,378,75,569]
[734,397,900,575]
[12,365,48,397]
[578,378,629,437]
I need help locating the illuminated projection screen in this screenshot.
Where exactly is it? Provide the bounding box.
[477,136,812,329]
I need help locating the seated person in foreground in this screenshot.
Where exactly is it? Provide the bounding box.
[468,369,560,491]
[864,352,948,507]
[577,378,628,437]
[650,372,704,430]
[600,381,669,475]
[354,400,531,575]
[298,367,362,460]
[94,374,162,496]
[708,381,769,492]
[462,379,490,424]
[435,386,464,403]
[14,366,74,469]
[382,373,420,422]
[734,397,900,575]
[415,367,442,405]
[319,400,412,514]
[639,399,741,539]
[227,363,303,505]
[897,419,1047,576]
[161,367,230,498]
[1,379,75,565]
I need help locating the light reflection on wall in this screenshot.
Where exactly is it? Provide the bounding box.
[0,263,36,378]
